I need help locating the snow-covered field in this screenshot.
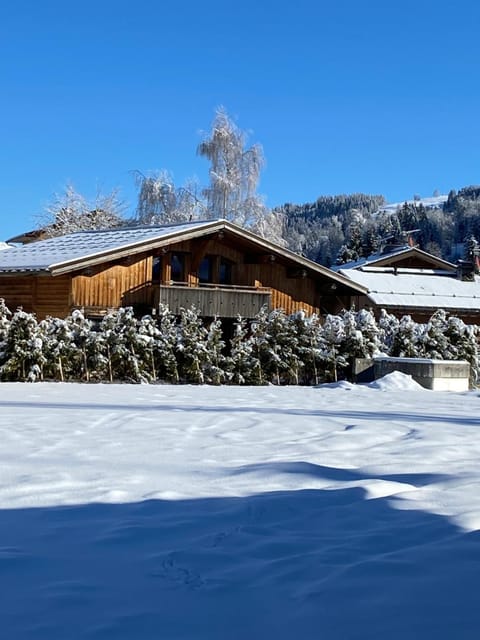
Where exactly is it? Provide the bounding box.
[1,374,480,639]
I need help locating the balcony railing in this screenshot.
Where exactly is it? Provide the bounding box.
[123,282,271,318]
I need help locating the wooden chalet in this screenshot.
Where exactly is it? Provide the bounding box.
[337,245,480,324]
[0,219,367,321]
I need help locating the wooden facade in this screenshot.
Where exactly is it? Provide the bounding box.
[0,222,366,320]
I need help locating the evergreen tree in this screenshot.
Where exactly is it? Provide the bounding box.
[420,309,450,360]
[39,316,79,381]
[291,311,324,385]
[228,315,255,384]
[0,299,12,369]
[378,309,400,354]
[318,314,348,382]
[154,304,180,383]
[204,317,228,384]
[1,309,46,381]
[97,307,145,382]
[390,315,422,358]
[176,306,209,383]
[245,306,270,384]
[66,309,95,381]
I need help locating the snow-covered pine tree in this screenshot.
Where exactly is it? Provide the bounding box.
[444,315,480,383]
[176,306,209,383]
[203,317,228,384]
[228,315,253,384]
[342,308,381,360]
[390,315,422,358]
[65,309,95,381]
[263,308,301,384]
[97,307,145,382]
[246,305,271,384]
[154,304,180,383]
[0,298,12,369]
[38,316,79,381]
[1,309,46,381]
[291,311,324,385]
[378,308,400,355]
[420,309,450,360]
[318,314,348,382]
[136,314,162,381]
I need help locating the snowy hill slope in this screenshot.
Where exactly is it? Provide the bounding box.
[379,194,448,215]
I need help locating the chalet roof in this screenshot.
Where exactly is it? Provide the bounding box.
[339,267,480,311]
[0,219,368,294]
[334,246,457,272]
[0,220,208,273]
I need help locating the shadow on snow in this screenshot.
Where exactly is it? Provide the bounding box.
[1,484,480,639]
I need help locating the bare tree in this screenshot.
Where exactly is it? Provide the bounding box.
[133,170,207,225]
[39,183,126,237]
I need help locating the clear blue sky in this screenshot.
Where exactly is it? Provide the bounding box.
[1,0,480,240]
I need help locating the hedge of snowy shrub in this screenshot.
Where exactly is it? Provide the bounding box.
[0,299,477,385]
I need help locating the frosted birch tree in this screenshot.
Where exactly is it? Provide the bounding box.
[197,107,285,243]
[133,171,206,225]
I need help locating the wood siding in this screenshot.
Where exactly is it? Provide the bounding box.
[71,256,151,310]
[0,274,71,319]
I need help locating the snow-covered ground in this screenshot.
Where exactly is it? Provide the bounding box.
[1,374,480,639]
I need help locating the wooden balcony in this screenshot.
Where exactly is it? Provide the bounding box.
[154,282,271,318]
[123,281,271,318]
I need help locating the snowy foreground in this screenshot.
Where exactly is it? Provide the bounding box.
[1,375,480,639]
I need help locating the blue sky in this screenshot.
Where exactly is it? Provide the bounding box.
[1,0,480,240]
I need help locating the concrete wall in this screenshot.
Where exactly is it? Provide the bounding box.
[373,357,471,391]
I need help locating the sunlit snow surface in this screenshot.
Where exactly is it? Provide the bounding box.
[1,373,480,639]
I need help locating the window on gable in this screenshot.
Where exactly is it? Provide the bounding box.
[171,253,185,282]
[219,258,232,285]
[198,256,213,284]
[152,256,162,282]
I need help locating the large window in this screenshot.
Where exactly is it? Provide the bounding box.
[171,253,185,283]
[152,256,162,282]
[198,256,213,284]
[219,258,232,285]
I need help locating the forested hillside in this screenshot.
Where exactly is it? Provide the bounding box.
[277,186,480,266]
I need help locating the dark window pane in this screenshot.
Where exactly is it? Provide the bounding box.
[219,259,232,285]
[152,256,162,281]
[171,254,185,282]
[198,256,213,284]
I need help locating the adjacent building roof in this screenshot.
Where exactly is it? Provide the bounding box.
[334,245,457,272]
[339,267,480,312]
[0,219,368,294]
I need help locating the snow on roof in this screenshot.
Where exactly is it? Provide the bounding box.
[332,246,456,272]
[332,248,411,271]
[340,268,480,311]
[0,221,215,273]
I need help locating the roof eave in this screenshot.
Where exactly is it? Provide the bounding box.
[48,220,226,276]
